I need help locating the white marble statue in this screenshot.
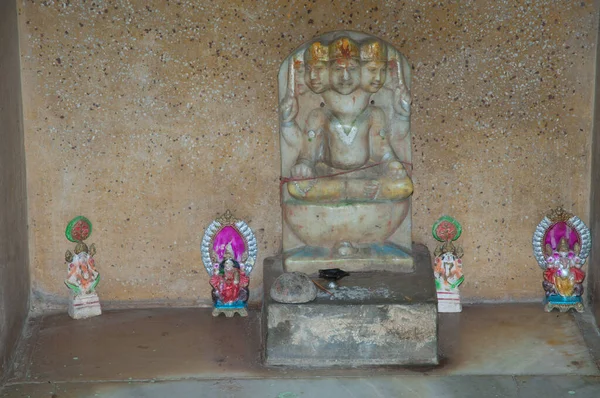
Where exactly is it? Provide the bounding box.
[279,32,414,273]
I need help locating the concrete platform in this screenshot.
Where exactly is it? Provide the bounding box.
[3,376,600,398]
[263,244,438,366]
[1,303,599,396]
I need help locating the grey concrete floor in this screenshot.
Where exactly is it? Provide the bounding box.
[2,304,600,397]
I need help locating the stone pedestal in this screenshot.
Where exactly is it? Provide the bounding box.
[68,292,102,320]
[212,306,248,318]
[262,244,438,367]
[436,290,462,313]
[283,200,413,274]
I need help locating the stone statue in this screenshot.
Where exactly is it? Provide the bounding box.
[279,32,414,273]
[265,32,439,367]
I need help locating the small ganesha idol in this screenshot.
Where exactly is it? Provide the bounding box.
[64,216,101,319]
[201,210,257,317]
[432,216,465,313]
[533,207,591,312]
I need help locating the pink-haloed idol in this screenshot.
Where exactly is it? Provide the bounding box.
[201,210,258,317]
[533,207,591,313]
[213,226,247,263]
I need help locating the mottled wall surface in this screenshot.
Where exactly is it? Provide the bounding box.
[591,21,600,327]
[18,0,597,305]
[0,0,31,378]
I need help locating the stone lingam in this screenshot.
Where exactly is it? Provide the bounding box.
[263,31,437,367]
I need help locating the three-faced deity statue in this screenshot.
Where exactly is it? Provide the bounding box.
[279,32,414,274]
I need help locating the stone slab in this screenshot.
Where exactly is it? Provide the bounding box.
[437,291,462,313]
[515,376,600,397]
[0,376,526,398]
[262,244,438,366]
[438,305,600,376]
[6,304,598,386]
[284,243,415,274]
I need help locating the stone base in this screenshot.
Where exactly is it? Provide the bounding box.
[68,292,102,320]
[212,306,248,317]
[437,290,462,313]
[545,295,584,313]
[284,243,414,274]
[263,244,438,367]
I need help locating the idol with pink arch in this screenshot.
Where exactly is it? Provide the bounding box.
[201,210,257,317]
[532,207,591,313]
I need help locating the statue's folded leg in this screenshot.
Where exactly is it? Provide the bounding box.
[344,176,414,201]
[288,175,414,201]
[378,176,414,200]
[287,178,345,201]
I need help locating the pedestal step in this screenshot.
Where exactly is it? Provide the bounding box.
[262,244,438,367]
[212,307,248,317]
[68,292,102,320]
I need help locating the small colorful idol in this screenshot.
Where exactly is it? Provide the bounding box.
[533,207,591,312]
[432,216,465,313]
[201,210,257,317]
[64,216,101,319]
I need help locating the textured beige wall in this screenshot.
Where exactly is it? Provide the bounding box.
[18,0,597,306]
[1,0,30,378]
[591,16,600,327]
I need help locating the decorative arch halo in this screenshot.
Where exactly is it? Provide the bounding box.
[432,215,462,242]
[532,207,591,270]
[65,216,92,243]
[200,210,258,276]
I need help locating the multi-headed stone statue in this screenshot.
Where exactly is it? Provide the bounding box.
[279,32,413,273]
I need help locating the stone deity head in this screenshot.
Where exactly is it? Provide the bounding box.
[360,39,388,93]
[304,41,329,94]
[328,37,361,95]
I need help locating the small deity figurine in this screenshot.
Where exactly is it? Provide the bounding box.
[210,246,250,305]
[432,216,464,313]
[533,207,591,312]
[201,210,257,317]
[64,216,101,319]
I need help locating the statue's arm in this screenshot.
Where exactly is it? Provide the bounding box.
[369,107,397,162]
[398,51,411,92]
[370,107,409,179]
[291,109,324,177]
[280,119,302,148]
[280,58,301,147]
[391,49,411,117]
